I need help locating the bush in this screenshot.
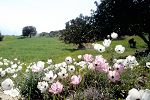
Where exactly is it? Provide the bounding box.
[0,33,4,41]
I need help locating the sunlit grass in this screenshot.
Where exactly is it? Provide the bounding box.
[0,35,147,64]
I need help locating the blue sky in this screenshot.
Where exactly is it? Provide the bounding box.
[0,0,96,35]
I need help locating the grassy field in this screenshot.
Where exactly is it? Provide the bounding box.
[0,36,147,63]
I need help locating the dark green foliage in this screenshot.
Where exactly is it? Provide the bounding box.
[39,30,62,37]
[22,26,37,38]
[18,70,44,100]
[93,0,150,49]
[60,14,95,49]
[0,32,4,41]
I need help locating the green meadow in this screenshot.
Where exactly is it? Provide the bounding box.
[0,36,147,63]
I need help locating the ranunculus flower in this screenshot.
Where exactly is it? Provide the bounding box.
[49,81,63,94]
[1,78,14,90]
[113,63,124,73]
[70,75,82,85]
[107,70,120,82]
[65,56,73,64]
[37,81,48,93]
[103,39,111,48]
[115,45,125,54]
[83,54,94,62]
[111,32,118,39]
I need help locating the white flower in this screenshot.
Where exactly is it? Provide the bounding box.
[61,62,67,69]
[77,55,82,59]
[1,78,14,90]
[12,74,17,78]
[14,58,18,61]
[17,65,22,71]
[88,63,95,70]
[103,39,111,47]
[65,56,73,64]
[32,61,45,72]
[11,64,18,69]
[126,88,150,100]
[125,55,139,69]
[37,81,48,93]
[141,89,150,100]
[5,67,15,74]
[68,65,75,72]
[43,71,57,83]
[0,71,6,77]
[107,35,110,38]
[25,69,29,73]
[111,32,118,39]
[4,88,20,97]
[76,61,87,69]
[146,62,150,68]
[126,88,141,100]
[92,43,105,52]
[37,61,45,69]
[58,68,68,78]
[0,68,2,72]
[0,61,3,66]
[4,62,9,66]
[115,45,125,54]
[47,59,52,65]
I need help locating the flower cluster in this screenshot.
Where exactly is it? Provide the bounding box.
[0,32,149,99]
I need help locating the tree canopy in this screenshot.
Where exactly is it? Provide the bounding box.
[22,26,37,38]
[60,14,94,49]
[93,0,150,49]
[0,31,4,41]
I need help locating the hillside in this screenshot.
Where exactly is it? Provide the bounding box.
[0,36,147,63]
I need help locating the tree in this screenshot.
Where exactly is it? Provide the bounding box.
[93,0,150,50]
[0,31,4,41]
[22,26,37,38]
[60,14,95,49]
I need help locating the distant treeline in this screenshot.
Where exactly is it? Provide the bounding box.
[38,30,64,37]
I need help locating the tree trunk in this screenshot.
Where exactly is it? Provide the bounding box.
[138,33,150,51]
[29,34,31,38]
[78,43,85,49]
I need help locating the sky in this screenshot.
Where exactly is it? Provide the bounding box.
[0,0,96,35]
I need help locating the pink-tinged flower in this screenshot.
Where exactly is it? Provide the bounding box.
[70,75,82,85]
[108,70,120,82]
[49,81,63,94]
[83,54,94,62]
[93,56,109,73]
[113,63,124,73]
[31,61,45,72]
